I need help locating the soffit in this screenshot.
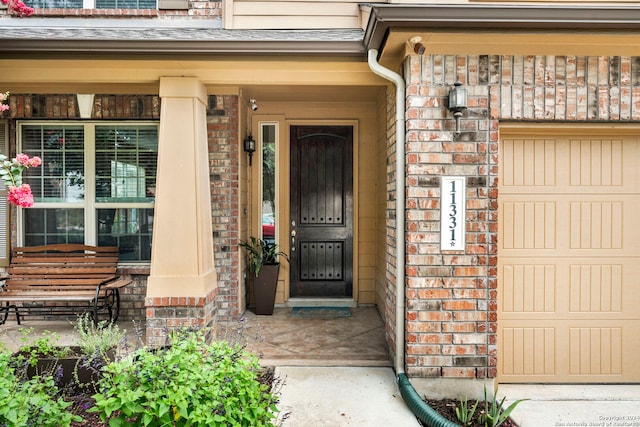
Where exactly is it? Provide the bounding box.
[363,4,640,68]
[0,57,386,94]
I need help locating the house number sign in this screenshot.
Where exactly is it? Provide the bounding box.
[440,176,466,251]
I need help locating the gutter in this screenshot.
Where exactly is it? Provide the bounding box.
[363,3,640,52]
[366,48,460,427]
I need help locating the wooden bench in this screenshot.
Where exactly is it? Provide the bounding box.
[0,244,132,326]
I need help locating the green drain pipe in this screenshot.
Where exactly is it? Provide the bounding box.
[397,374,461,427]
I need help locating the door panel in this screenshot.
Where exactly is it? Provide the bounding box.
[290,125,353,297]
[498,132,640,383]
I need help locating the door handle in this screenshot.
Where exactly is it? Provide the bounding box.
[291,221,296,251]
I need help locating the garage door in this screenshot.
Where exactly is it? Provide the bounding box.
[498,128,640,383]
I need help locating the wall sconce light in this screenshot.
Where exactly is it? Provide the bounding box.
[448,80,468,136]
[243,134,256,166]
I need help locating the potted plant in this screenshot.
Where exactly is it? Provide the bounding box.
[239,237,289,315]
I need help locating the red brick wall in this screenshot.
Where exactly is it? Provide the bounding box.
[206,95,241,319]
[403,55,639,378]
[145,292,218,347]
[7,94,160,120]
[382,85,399,367]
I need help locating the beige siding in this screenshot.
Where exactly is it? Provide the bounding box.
[225,0,363,29]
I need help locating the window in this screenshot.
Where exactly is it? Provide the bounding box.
[261,122,277,243]
[95,0,155,8]
[19,123,158,262]
[24,0,155,9]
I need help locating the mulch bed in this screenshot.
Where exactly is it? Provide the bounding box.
[70,393,105,427]
[424,398,519,427]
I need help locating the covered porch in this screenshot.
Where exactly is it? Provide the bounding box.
[0,307,390,367]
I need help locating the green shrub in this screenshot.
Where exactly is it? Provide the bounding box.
[91,330,279,427]
[0,349,82,427]
[17,328,70,366]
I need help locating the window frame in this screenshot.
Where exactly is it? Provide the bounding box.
[16,121,158,263]
[23,0,156,9]
[259,121,279,244]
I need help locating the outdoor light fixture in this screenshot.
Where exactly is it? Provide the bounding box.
[448,80,468,135]
[409,36,424,55]
[243,134,256,166]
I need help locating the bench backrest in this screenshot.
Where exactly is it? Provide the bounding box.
[7,244,120,290]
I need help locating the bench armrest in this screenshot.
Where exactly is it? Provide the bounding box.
[103,277,132,290]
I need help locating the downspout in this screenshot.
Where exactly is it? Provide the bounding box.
[367,49,459,427]
[367,49,406,376]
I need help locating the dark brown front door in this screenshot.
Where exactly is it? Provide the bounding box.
[289,125,353,298]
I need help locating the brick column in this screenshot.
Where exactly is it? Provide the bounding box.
[146,77,218,345]
[404,54,493,379]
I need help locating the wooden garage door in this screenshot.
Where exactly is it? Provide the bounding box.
[498,128,640,383]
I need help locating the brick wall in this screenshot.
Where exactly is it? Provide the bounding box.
[403,55,640,378]
[117,268,150,321]
[7,94,160,120]
[381,85,399,367]
[207,95,241,320]
[145,292,218,347]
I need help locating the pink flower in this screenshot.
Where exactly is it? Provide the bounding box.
[7,184,34,208]
[0,153,41,207]
[0,92,9,112]
[15,153,29,166]
[0,0,34,16]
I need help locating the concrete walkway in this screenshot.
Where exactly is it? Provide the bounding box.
[500,384,640,427]
[275,366,421,427]
[275,369,640,427]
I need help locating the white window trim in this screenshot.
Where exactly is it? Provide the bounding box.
[259,121,279,243]
[16,121,157,249]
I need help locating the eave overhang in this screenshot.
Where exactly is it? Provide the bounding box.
[1,4,640,60]
[363,4,640,67]
[0,27,366,57]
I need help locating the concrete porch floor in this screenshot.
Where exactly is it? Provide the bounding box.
[218,306,391,367]
[0,306,391,368]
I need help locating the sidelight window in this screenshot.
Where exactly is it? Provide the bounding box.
[261,122,278,243]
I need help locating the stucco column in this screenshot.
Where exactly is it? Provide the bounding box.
[147,77,217,298]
